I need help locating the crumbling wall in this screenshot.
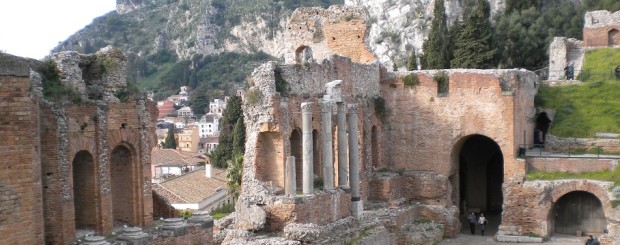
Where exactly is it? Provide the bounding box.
[548,37,585,81]
[0,53,45,245]
[584,10,620,48]
[284,6,376,65]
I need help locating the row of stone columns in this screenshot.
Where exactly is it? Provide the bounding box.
[286,99,362,217]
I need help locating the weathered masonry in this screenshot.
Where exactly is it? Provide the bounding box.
[0,48,157,245]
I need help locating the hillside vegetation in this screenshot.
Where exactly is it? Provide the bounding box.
[536,48,620,137]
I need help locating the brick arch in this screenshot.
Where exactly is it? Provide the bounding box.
[68,135,97,164]
[109,143,140,226]
[108,128,141,150]
[609,29,620,47]
[72,150,98,230]
[549,180,612,214]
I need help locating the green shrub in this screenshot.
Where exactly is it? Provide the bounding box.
[39,60,82,103]
[180,210,192,219]
[274,66,288,94]
[245,88,262,105]
[402,73,420,87]
[314,177,324,190]
[211,203,235,219]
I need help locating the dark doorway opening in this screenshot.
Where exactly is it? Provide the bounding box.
[535,112,551,146]
[371,126,379,169]
[110,145,136,227]
[73,151,97,230]
[290,129,302,190]
[609,29,619,47]
[458,135,504,234]
[552,191,607,235]
[313,129,321,180]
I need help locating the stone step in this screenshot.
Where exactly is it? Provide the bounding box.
[496,235,543,243]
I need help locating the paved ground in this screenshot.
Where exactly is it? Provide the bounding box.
[438,213,587,245]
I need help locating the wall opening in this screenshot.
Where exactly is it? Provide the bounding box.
[290,128,303,190]
[110,145,137,227]
[255,132,284,189]
[295,46,313,64]
[72,150,97,230]
[535,112,551,146]
[609,29,619,47]
[552,191,607,235]
[457,134,503,232]
[312,129,321,181]
[371,126,379,168]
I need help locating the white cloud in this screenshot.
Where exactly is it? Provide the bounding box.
[0,0,116,59]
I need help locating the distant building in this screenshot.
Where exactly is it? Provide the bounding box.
[152,164,232,212]
[198,136,219,154]
[151,148,205,183]
[177,106,194,118]
[157,100,175,119]
[209,97,228,117]
[197,113,219,137]
[178,125,200,153]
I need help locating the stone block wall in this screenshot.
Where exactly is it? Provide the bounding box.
[527,158,617,173]
[0,54,45,245]
[284,6,375,65]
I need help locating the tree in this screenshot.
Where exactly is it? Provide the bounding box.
[494,7,546,69]
[162,128,177,149]
[226,155,243,198]
[407,52,417,71]
[421,0,451,69]
[232,117,245,156]
[451,0,496,68]
[209,95,244,168]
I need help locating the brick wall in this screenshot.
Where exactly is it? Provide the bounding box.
[583,26,620,47]
[0,74,45,244]
[527,158,616,173]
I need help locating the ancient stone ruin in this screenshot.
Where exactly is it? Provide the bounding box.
[214,6,620,245]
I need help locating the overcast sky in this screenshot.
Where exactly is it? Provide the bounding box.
[0,0,117,60]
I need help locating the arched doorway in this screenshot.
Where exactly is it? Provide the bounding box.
[552,191,607,235]
[458,135,504,233]
[290,129,302,190]
[295,46,313,64]
[535,112,551,146]
[609,29,619,47]
[72,151,97,230]
[110,145,137,227]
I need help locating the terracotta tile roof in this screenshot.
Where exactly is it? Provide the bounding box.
[152,167,227,204]
[199,136,219,144]
[151,148,205,166]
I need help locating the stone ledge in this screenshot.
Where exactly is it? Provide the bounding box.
[496,235,543,243]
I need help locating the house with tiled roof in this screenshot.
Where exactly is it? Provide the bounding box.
[198,136,219,154]
[152,165,232,212]
[157,100,175,119]
[151,148,206,183]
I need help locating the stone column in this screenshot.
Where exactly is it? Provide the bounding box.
[285,156,296,197]
[337,102,348,187]
[321,101,334,190]
[301,102,314,194]
[117,227,149,245]
[347,104,362,218]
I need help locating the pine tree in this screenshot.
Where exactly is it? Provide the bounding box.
[451,0,496,69]
[162,128,177,149]
[421,0,451,69]
[232,117,245,157]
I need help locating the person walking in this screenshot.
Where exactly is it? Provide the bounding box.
[478,213,488,236]
[467,212,477,234]
[615,65,620,80]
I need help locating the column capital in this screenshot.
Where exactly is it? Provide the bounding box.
[301,102,314,112]
[347,103,359,112]
[320,101,333,112]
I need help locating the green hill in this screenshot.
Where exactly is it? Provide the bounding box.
[536,48,620,137]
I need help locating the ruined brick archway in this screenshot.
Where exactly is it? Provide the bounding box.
[291,128,303,190]
[255,132,284,189]
[546,181,612,236]
[609,29,620,46]
[72,150,98,230]
[551,191,607,235]
[110,144,138,227]
[453,134,504,214]
[535,112,551,145]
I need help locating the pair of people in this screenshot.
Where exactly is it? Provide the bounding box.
[586,235,600,245]
[467,212,488,236]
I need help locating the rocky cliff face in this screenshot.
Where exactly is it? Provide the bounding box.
[344,0,505,69]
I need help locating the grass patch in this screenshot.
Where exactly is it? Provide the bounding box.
[211,203,234,219]
[402,73,420,87]
[526,167,620,186]
[536,48,620,137]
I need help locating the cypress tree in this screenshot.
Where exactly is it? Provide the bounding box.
[422,0,451,69]
[209,95,243,168]
[232,117,245,157]
[162,128,177,149]
[407,52,417,71]
[451,0,496,68]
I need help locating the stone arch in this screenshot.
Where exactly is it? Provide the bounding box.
[290,128,303,190]
[550,191,608,235]
[110,143,139,227]
[371,125,379,169]
[72,150,98,230]
[451,134,504,232]
[295,46,313,64]
[608,29,620,47]
[549,181,612,214]
[312,129,321,180]
[255,132,284,189]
